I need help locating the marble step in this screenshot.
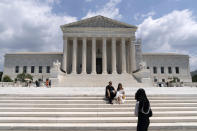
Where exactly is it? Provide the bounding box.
[57,74,141,87]
[1,94,197,97]
[0,103,197,107]
[0,117,197,123]
[0,100,197,104]
[0,111,197,117]
[0,123,196,131]
[0,107,197,112]
[1,96,197,100]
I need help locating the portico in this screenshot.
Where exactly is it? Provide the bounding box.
[60,15,137,75]
[61,37,136,75]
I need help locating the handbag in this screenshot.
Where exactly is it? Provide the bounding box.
[122,95,126,99]
[142,105,153,117]
[148,108,152,117]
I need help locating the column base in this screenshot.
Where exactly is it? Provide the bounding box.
[102,71,108,75]
[91,71,97,75]
[121,71,127,74]
[81,72,87,75]
[112,71,117,75]
[71,72,77,75]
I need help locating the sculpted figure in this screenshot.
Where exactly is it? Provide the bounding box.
[139,61,147,70]
[53,60,61,71]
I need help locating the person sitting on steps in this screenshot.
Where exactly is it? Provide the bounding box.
[115,83,126,104]
[105,81,116,104]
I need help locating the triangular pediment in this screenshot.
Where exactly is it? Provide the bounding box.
[61,15,137,28]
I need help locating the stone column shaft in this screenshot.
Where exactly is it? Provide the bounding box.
[130,40,136,73]
[92,38,96,74]
[121,38,126,74]
[112,38,117,74]
[82,38,87,74]
[102,38,107,74]
[72,37,77,74]
[62,37,67,73]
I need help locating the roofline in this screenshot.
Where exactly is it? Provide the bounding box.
[60,15,137,30]
[5,52,63,55]
[142,53,189,57]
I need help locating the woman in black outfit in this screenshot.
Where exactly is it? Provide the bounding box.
[135,88,152,131]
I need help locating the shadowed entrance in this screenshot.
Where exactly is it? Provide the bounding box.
[96,58,102,74]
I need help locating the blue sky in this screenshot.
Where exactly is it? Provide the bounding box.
[0,0,197,71]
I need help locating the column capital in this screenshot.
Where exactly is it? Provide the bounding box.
[73,37,77,40]
[121,37,126,42]
[102,37,107,40]
[112,37,116,41]
[63,36,68,40]
[82,37,87,41]
[92,37,96,40]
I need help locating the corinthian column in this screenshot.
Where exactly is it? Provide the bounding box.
[121,38,126,74]
[130,40,136,73]
[91,38,96,74]
[102,38,107,74]
[72,37,77,74]
[112,38,117,74]
[82,37,87,74]
[62,37,67,73]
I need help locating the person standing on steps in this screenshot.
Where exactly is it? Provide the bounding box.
[135,88,152,131]
[49,80,51,88]
[105,81,116,104]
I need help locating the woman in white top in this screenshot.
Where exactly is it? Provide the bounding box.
[115,83,126,104]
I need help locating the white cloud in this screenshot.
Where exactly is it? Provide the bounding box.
[83,0,122,19]
[134,11,156,21]
[85,0,93,2]
[0,0,77,71]
[137,9,197,71]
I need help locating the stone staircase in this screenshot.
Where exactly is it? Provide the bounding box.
[57,74,144,87]
[0,94,197,131]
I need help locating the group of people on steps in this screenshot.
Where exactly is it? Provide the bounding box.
[105,81,152,131]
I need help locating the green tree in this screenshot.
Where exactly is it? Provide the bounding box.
[2,75,13,82]
[16,73,33,82]
[168,76,180,83]
[0,72,3,81]
[192,75,197,82]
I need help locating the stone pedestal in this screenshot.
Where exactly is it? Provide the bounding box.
[133,68,152,86]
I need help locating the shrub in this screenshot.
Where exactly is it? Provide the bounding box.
[0,72,3,81]
[16,73,33,82]
[168,76,180,83]
[2,75,13,82]
[192,75,197,82]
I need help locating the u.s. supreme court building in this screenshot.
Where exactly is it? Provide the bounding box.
[3,16,192,87]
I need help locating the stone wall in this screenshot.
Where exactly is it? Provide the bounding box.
[3,53,62,81]
[142,53,192,83]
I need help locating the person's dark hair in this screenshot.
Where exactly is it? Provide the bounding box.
[117,83,122,91]
[135,88,150,113]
